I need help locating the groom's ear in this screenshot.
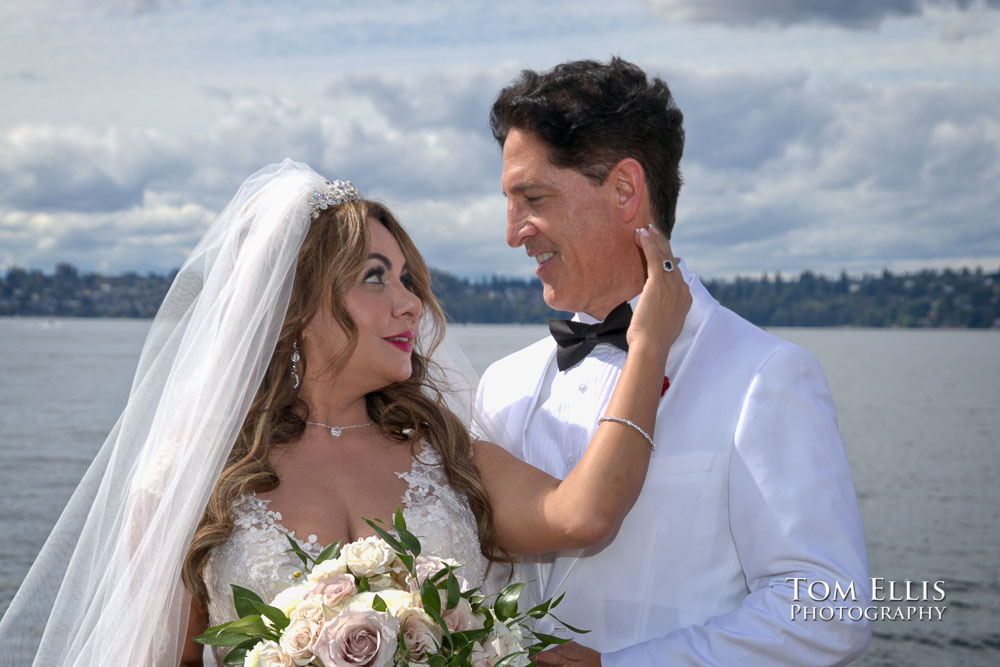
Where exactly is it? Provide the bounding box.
[610,158,644,224]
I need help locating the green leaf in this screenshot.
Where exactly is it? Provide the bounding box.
[449,627,490,646]
[314,540,342,565]
[529,631,571,646]
[424,604,451,647]
[493,582,526,621]
[251,601,290,631]
[357,574,371,593]
[191,628,252,647]
[452,642,475,663]
[446,571,461,610]
[393,507,407,530]
[427,567,449,586]
[283,533,312,569]
[227,614,268,634]
[222,638,260,665]
[493,650,530,667]
[397,552,414,573]
[549,612,589,635]
[371,594,388,612]
[396,522,422,557]
[421,577,441,616]
[231,584,265,619]
[362,517,407,554]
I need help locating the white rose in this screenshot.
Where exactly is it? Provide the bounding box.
[256,640,294,667]
[291,594,331,624]
[471,641,492,667]
[270,584,311,618]
[350,589,419,616]
[367,573,397,592]
[279,618,319,666]
[307,556,348,586]
[243,640,265,667]
[486,621,529,667]
[342,536,397,577]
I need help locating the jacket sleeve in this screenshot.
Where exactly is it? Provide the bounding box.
[604,344,871,666]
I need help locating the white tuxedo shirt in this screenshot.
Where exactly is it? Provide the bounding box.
[476,265,871,666]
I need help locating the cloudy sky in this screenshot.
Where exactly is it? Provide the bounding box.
[1,0,998,280]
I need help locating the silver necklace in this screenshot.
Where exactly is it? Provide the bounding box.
[305,420,374,437]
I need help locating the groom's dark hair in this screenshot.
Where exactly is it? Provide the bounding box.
[490,56,686,237]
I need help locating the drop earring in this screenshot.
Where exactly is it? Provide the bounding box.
[291,342,301,389]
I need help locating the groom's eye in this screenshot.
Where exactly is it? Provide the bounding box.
[401,273,415,291]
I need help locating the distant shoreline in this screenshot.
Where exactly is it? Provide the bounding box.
[2,264,997,328]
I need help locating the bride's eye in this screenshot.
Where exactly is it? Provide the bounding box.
[401,273,414,291]
[363,267,385,284]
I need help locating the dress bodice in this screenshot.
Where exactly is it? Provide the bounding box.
[202,447,494,646]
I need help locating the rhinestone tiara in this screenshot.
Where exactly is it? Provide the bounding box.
[309,179,361,219]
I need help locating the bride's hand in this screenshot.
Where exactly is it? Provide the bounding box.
[627,224,692,359]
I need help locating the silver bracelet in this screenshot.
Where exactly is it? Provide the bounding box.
[598,416,656,450]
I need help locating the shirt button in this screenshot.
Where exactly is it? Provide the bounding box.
[567,455,577,467]
[578,383,588,393]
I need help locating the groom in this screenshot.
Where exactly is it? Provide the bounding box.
[476,58,871,665]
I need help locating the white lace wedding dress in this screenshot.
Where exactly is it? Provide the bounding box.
[200,447,499,665]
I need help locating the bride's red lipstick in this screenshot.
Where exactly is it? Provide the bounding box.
[383,330,414,353]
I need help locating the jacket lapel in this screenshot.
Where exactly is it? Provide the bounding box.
[541,268,720,601]
[512,340,559,456]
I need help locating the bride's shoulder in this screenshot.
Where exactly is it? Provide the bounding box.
[229,491,281,529]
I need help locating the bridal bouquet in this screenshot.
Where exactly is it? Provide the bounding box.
[195,511,581,666]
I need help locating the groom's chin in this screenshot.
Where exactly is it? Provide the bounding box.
[541,282,572,313]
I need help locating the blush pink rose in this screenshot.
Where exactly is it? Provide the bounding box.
[408,555,468,592]
[442,597,483,633]
[312,607,399,667]
[398,607,442,663]
[310,572,357,607]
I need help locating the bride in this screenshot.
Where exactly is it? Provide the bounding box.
[0,160,689,667]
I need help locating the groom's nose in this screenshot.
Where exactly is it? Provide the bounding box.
[506,202,535,248]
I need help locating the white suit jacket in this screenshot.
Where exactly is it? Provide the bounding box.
[476,269,871,666]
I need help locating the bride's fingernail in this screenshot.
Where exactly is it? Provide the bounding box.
[649,224,661,236]
[638,227,650,237]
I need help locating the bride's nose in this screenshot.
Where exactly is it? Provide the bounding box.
[394,284,422,321]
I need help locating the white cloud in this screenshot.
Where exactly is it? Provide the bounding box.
[0,1,997,279]
[0,71,507,274]
[646,0,1000,29]
[674,76,1000,277]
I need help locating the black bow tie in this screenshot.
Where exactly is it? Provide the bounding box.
[549,301,632,371]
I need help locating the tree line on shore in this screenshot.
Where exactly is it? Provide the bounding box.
[1,263,997,328]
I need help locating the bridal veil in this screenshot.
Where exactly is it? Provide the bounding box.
[0,159,482,666]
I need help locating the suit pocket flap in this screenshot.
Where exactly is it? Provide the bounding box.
[646,451,716,476]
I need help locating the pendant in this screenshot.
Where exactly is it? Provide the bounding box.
[329,427,343,437]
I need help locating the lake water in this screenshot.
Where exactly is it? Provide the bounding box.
[1,318,998,665]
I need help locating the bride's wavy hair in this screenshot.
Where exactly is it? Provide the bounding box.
[182,199,508,606]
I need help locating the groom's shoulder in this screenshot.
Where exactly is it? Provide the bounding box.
[686,269,797,363]
[709,303,822,374]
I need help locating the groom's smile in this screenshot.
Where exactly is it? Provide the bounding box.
[501,128,640,319]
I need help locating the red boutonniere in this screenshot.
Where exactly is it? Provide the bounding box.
[661,376,670,396]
